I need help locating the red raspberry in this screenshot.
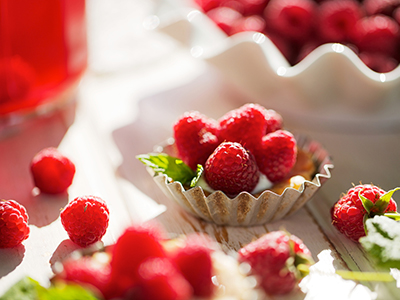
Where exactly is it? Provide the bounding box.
[60,195,109,247]
[218,103,268,155]
[235,0,269,16]
[56,257,111,298]
[317,0,364,43]
[231,15,267,34]
[170,234,215,297]
[194,0,221,12]
[206,6,243,35]
[359,51,398,72]
[238,230,314,295]
[204,142,260,196]
[30,147,76,194]
[173,111,219,170]
[264,0,317,43]
[364,0,400,17]
[255,130,297,183]
[265,108,283,134]
[331,184,398,242]
[353,15,400,56]
[106,223,167,298]
[134,257,193,300]
[0,200,30,248]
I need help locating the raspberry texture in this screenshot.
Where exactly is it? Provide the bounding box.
[0,200,30,248]
[317,0,364,43]
[218,103,268,154]
[173,111,219,170]
[264,0,317,43]
[106,223,167,299]
[170,234,215,297]
[255,130,297,183]
[238,230,313,295]
[364,0,400,16]
[231,15,266,35]
[331,184,398,242]
[61,195,109,247]
[134,257,193,300]
[205,142,260,196]
[30,147,76,194]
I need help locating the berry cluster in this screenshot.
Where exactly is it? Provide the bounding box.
[55,223,216,300]
[173,103,298,196]
[54,222,313,298]
[195,0,400,73]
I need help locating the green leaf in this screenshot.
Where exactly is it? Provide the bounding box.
[374,187,400,214]
[0,277,42,300]
[360,215,400,269]
[360,192,374,214]
[137,153,196,186]
[38,283,99,300]
[190,164,203,188]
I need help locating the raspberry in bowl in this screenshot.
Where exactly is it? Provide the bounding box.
[137,104,333,226]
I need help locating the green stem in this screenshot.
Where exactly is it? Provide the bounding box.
[336,270,395,282]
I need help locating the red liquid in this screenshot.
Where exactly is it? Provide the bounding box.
[0,0,87,116]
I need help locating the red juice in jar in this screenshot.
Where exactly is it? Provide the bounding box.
[0,0,87,117]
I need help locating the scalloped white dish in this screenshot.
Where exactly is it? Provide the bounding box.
[146,0,400,132]
[149,133,333,226]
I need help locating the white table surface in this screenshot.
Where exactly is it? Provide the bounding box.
[1,0,400,299]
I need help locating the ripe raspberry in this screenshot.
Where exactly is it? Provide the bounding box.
[238,230,314,295]
[106,223,167,299]
[60,195,109,247]
[331,184,398,242]
[218,103,268,154]
[231,15,266,35]
[206,6,243,35]
[317,0,364,43]
[173,111,219,170]
[364,0,400,17]
[264,0,317,43]
[0,200,30,248]
[204,142,260,196]
[265,109,283,134]
[56,257,111,298]
[30,147,76,194]
[194,0,221,12]
[353,15,400,56]
[170,234,215,297]
[255,130,297,183]
[359,51,398,73]
[237,0,269,16]
[134,257,193,300]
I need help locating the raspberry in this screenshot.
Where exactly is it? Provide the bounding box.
[0,200,30,248]
[264,108,283,134]
[231,15,266,35]
[238,230,313,295]
[236,0,269,16]
[204,142,260,196]
[255,130,297,183]
[331,184,398,242]
[359,51,399,72]
[353,15,400,56]
[56,257,111,298]
[317,0,364,43]
[170,234,215,297]
[134,257,193,300]
[206,6,243,35]
[60,195,109,247]
[194,0,221,12]
[107,223,167,298]
[218,103,268,154]
[173,111,219,170]
[30,147,76,194]
[364,0,400,17]
[264,0,317,43]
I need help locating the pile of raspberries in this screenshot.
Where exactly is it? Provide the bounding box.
[195,0,400,73]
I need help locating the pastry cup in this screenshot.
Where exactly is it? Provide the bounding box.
[150,133,333,226]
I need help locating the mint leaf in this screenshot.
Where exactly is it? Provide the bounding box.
[360,215,400,269]
[374,187,400,214]
[190,164,203,187]
[360,192,374,214]
[137,153,196,186]
[38,283,99,300]
[0,277,43,300]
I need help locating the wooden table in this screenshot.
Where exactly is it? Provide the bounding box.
[1,0,400,299]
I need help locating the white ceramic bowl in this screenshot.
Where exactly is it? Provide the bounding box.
[149,133,333,226]
[146,0,400,133]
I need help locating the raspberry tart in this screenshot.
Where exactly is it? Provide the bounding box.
[138,104,333,226]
